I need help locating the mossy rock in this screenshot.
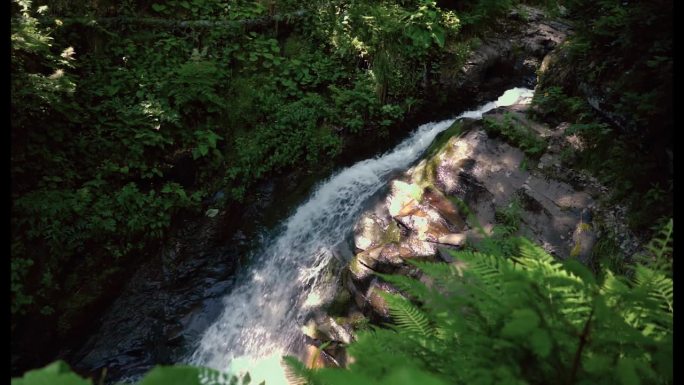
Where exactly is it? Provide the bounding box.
[325,289,353,317]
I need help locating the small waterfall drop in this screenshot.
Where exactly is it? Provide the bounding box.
[186,87,534,384]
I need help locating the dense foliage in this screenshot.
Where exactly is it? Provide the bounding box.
[531,0,672,231]
[11,0,465,364]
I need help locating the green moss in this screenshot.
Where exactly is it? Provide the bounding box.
[325,289,352,317]
[381,222,402,244]
[424,120,464,160]
[483,113,546,159]
[412,120,466,187]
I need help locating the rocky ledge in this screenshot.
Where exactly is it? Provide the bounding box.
[304,100,642,368]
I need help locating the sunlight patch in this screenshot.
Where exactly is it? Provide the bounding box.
[226,352,289,385]
[495,87,534,107]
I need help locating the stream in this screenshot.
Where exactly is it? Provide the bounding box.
[181,87,534,384]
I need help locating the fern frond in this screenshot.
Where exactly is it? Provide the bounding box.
[452,250,512,286]
[516,237,556,265]
[633,265,673,315]
[377,273,432,303]
[381,292,433,338]
[447,196,486,235]
[407,259,462,289]
[408,259,459,279]
[637,218,673,273]
[283,355,317,385]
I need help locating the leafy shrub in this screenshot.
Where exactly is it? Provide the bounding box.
[533,0,672,232]
[530,86,591,125]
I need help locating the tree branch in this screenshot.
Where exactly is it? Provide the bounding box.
[569,307,594,385]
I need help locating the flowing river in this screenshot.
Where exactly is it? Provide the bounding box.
[184,87,534,384]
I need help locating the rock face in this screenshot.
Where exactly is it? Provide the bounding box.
[345,102,604,322]
[432,5,572,115]
[65,214,249,383]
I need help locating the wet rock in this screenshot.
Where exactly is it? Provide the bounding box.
[422,187,467,230]
[375,244,407,270]
[350,103,604,273]
[312,313,354,345]
[435,7,570,111]
[349,252,376,283]
[347,276,368,313]
[353,215,385,251]
[365,279,402,320]
[437,233,467,247]
[387,181,423,217]
[63,210,250,383]
[435,158,486,202]
[395,207,450,242]
[399,236,438,258]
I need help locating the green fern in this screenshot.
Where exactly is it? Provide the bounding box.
[283,355,317,385]
[377,273,432,303]
[636,218,673,274]
[381,292,433,337]
[295,220,672,385]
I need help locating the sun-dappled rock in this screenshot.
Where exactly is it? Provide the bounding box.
[422,187,467,230]
[387,181,423,217]
[365,279,402,320]
[437,233,467,247]
[353,215,383,251]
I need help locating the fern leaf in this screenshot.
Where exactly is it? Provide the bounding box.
[282,355,316,385]
[633,265,673,315]
[638,218,673,273]
[516,237,556,265]
[409,259,459,279]
[452,250,511,285]
[377,272,432,303]
[381,292,433,337]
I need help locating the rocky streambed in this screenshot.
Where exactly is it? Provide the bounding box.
[300,100,643,370]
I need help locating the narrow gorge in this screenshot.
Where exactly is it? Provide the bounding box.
[11,1,672,385]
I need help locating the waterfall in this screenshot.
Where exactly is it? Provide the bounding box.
[185,87,534,384]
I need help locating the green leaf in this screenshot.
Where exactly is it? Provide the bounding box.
[381,292,432,337]
[502,309,539,337]
[151,3,166,12]
[530,329,551,358]
[382,367,448,385]
[242,372,251,385]
[583,354,612,374]
[616,358,640,385]
[138,366,228,385]
[12,361,92,385]
[432,29,445,47]
[562,259,596,285]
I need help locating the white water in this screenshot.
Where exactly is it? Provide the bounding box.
[186,87,534,384]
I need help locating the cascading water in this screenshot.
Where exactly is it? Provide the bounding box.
[185,87,534,384]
